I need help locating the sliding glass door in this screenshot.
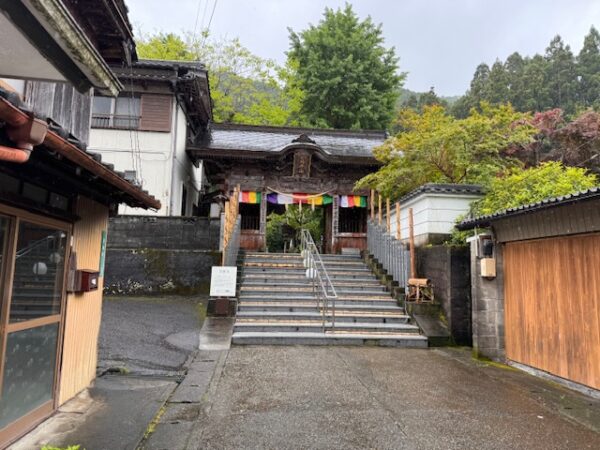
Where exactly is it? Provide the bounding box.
[0,210,70,446]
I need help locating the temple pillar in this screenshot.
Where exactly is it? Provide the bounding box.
[332,194,339,254]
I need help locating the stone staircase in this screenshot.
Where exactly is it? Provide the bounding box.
[232,252,428,347]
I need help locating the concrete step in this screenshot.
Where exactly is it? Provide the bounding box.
[238,301,403,313]
[233,320,420,334]
[238,298,397,308]
[244,257,366,266]
[242,268,372,276]
[244,252,362,261]
[231,331,428,347]
[236,310,410,324]
[243,262,370,271]
[239,289,391,298]
[242,272,379,281]
[240,283,387,292]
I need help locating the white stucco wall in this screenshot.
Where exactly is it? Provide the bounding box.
[88,99,202,216]
[388,193,482,244]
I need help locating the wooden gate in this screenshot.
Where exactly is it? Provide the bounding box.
[504,233,600,390]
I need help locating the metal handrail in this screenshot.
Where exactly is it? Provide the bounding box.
[300,229,337,331]
[367,218,410,290]
[0,235,58,264]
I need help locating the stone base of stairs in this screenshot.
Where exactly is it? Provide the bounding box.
[232,331,428,347]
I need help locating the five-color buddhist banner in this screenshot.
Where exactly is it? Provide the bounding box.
[238,191,262,204]
[339,195,367,208]
[240,191,367,208]
[266,193,333,205]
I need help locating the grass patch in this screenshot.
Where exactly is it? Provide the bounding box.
[143,405,167,440]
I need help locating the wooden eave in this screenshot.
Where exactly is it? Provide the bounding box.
[186,146,381,167]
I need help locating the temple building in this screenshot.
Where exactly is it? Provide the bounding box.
[188,123,385,253]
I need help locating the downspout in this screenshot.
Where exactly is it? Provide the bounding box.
[0,112,48,163]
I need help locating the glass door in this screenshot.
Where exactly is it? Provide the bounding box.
[0,213,69,446]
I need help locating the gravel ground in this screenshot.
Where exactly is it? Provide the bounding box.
[189,346,600,450]
[98,295,207,377]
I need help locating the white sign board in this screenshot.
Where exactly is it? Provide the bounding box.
[210,266,237,297]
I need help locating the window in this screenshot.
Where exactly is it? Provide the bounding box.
[91,94,172,132]
[91,95,141,129]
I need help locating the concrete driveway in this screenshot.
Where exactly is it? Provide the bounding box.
[189,346,600,450]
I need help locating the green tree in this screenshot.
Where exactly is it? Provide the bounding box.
[520,54,551,112]
[545,36,578,115]
[356,103,536,198]
[577,26,600,108]
[287,4,403,129]
[137,33,305,126]
[486,60,510,104]
[505,52,526,110]
[473,162,597,215]
[136,32,195,60]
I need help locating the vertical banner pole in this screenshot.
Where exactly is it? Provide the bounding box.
[396,202,401,240]
[370,189,375,220]
[386,198,391,234]
[378,194,382,226]
[409,207,416,279]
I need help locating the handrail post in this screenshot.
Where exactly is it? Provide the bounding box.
[396,202,401,241]
[409,207,416,279]
[386,198,391,234]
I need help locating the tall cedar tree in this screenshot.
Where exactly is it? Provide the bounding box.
[452,28,600,117]
[287,4,403,129]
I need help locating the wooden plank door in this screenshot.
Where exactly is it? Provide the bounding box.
[504,233,600,390]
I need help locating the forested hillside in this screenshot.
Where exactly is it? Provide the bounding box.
[451,27,600,117]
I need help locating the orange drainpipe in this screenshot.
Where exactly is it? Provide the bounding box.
[0,98,48,163]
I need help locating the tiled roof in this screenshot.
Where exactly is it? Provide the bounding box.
[458,187,600,230]
[399,183,484,204]
[198,123,387,159]
[0,87,160,209]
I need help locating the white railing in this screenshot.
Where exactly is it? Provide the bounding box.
[367,219,410,289]
[300,229,337,331]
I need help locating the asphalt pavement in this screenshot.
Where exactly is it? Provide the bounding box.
[98,295,207,376]
[187,346,600,450]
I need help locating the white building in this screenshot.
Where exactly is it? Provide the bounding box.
[88,60,212,216]
[389,184,484,246]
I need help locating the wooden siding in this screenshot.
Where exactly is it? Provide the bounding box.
[58,197,109,405]
[334,234,366,253]
[139,94,172,132]
[504,233,600,390]
[25,81,92,144]
[494,198,600,243]
[240,230,264,251]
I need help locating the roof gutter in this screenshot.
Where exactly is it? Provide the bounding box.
[0,97,161,209]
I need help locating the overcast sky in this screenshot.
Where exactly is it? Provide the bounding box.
[127,0,600,96]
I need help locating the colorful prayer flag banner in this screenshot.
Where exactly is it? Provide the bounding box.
[339,195,367,208]
[266,192,333,205]
[239,191,262,204]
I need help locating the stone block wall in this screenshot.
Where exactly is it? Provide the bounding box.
[469,240,505,360]
[104,216,221,295]
[416,246,472,344]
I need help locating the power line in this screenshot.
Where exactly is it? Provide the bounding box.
[206,0,218,32]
